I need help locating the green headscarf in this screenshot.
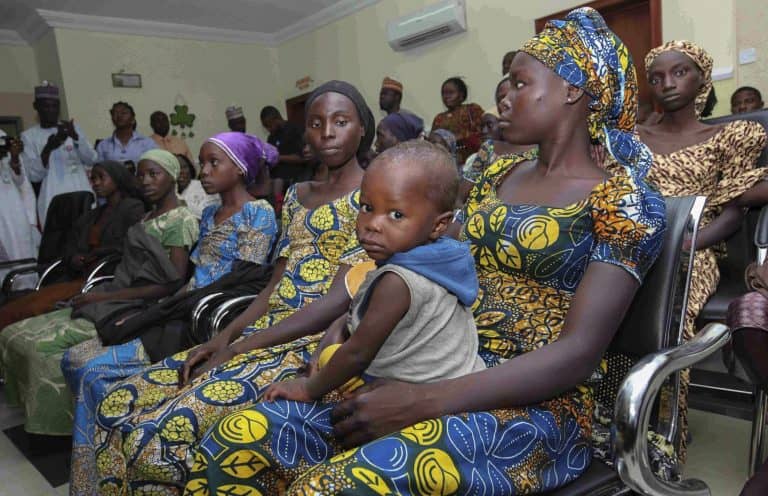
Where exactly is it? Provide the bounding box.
[138,149,180,180]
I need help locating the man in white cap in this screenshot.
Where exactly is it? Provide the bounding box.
[21,81,96,226]
[226,106,246,133]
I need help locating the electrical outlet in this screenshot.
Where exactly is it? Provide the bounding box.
[739,47,757,65]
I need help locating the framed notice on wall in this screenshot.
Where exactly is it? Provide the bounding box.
[0,116,22,137]
[112,73,142,88]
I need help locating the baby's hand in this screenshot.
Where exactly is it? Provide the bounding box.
[264,378,313,402]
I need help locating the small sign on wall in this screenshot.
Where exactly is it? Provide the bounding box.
[296,76,314,91]
[112,73,142,88]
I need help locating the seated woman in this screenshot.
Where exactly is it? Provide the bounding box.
[431,77,484,164]
[0,149,198,439]
[62,132,280,495]
[177,153,220,219]
[89,80,375,494]
[0,160,145,328]
[183,8,666,494]
[460,77,537,199]
[374,111,424,153]
[604,40,767,473]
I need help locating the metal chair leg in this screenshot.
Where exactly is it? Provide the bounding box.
[750,389,768,477]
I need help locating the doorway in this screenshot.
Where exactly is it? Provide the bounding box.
[535,0,662,107]
[285,92,312,131]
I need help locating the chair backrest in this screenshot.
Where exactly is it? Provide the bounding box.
[38,191,95,264]
[595,197,699,415]
[611,196,697,357]
[702,109,768,294]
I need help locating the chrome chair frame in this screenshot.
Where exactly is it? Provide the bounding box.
[210,295,258,336]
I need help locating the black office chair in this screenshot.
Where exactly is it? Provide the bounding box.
[728,205,768,480]
[546,196,735,495]
[697,109,768,329]
[1,191,96,298]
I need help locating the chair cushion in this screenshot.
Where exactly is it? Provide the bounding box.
[697,272,746,326]
[544,460,623,495]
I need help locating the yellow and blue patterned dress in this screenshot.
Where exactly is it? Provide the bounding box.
[184,154,666,495]
[91,185,368,495]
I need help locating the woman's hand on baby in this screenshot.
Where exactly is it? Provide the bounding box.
[264,378,313,402]
[331,379,430,448]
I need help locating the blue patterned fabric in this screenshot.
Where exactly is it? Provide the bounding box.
[183,152,665,495]
[190,200,277,288]
[521,6,653,182]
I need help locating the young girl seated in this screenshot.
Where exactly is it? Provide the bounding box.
[265,141,484,403]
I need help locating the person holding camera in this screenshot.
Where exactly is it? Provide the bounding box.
[21,81,96,226]
[0,129,39,284]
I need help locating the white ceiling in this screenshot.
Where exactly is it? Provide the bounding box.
[0,0,379,45]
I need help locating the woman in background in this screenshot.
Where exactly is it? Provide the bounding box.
[431,77,484,164]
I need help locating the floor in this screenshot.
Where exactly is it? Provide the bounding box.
[0,384,755,496]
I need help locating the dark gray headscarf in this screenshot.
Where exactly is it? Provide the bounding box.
[305,80,375,157]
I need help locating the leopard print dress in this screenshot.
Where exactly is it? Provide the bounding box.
[599,120,766,477]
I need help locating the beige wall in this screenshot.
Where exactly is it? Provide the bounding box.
[735,0,768,99]
[0,44,39,94]
[276,0,745,120]
[0,44,39,131]
[0,0,762,140]
[53,28,282,154]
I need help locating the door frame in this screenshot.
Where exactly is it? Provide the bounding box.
[534,0,661,47]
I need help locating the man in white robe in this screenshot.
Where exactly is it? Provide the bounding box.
[21,81,95,226]
[0,130,40,286]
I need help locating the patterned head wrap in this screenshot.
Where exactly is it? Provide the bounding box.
[139,149,180,180]
[521,7,651,180]
[206,132,278,185]
[379,112,424,142]
[34,80,59,100]
[430,128,458,163]
[225,106,244,120]
[305,80,375,158]
[644,40,713,119]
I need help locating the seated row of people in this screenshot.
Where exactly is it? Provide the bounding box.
[0,8,767,494]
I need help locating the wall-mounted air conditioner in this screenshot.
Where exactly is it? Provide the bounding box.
[386,0,467,52]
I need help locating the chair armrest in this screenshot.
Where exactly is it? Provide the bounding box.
[81,275,115,294]
[35,259,64,290]
[210,295,259,338]
[2,263,40,293]
[0,257,36,269]
[190,292,226,342]
[84,254,122,285]
[755,204,768,249]
[613,323,730,496]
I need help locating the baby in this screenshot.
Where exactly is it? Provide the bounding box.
[265,140,484,402]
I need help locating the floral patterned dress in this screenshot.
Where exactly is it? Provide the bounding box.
[0,206,198,437]
[92,185,368,495]
[62,200,276,495]
[183,154,666,495]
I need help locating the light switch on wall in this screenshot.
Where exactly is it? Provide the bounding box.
[739,47,757,65]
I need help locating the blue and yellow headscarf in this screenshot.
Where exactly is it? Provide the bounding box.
[521,7,651,181]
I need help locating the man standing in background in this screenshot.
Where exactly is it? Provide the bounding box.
[226,106,247,133]
[21,81,95,226]
[260,105,307,213]
[150,111,193,162]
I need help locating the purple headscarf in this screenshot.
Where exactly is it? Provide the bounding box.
[206,132,278,185]
[380,111,424,142]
